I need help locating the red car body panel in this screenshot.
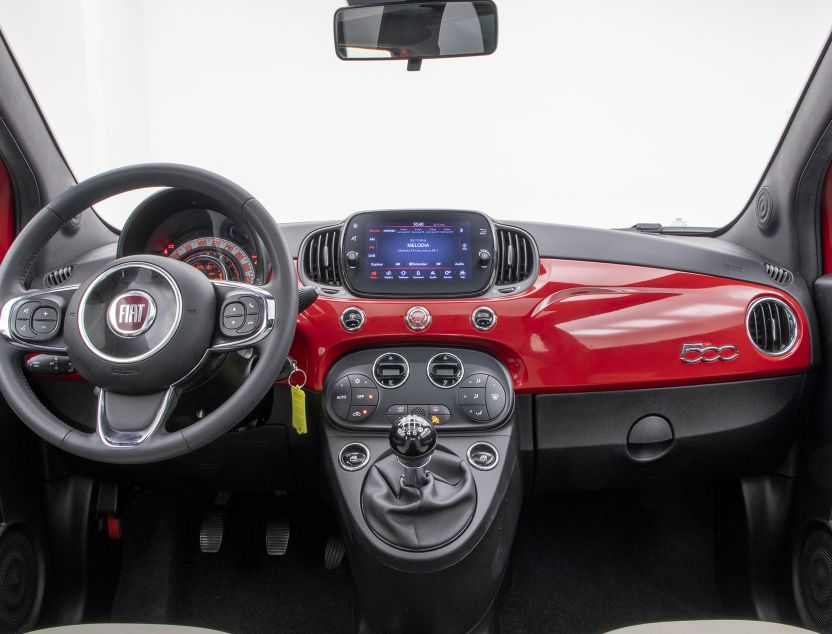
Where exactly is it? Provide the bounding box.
[290,258,810,394]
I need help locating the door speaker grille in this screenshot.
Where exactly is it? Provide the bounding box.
[0,528,39,634]
[798,523,832,632]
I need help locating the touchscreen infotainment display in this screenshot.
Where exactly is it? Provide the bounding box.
[342,210,496,297]
[365,222,472,283]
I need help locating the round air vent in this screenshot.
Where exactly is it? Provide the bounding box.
[746,297,798,356]
[373,352,409,388]
[427,352,464,388]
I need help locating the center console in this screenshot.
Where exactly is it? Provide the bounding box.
[322,346,522,633]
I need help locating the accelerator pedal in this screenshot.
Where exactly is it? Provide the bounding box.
[325,533,346,571]
[199,491,230,554]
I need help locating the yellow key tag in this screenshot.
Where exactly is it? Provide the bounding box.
[291,385,307,435]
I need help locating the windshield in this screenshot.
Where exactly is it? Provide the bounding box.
[1,1,831,230]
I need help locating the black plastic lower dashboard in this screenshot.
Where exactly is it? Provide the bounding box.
[324,347,514,432]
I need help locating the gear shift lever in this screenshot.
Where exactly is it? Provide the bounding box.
[389,414,437,488]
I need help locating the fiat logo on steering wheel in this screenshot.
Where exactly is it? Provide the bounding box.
[107,291,157,337]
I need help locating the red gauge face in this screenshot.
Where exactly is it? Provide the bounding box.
[168,237,256,284]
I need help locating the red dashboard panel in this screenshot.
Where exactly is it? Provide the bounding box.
[289,258,811,394]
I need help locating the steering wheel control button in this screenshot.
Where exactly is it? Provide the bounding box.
[237,316,259,335]
[339,443,370,471]
[16,302,40,320]
[459,388,486,405]
[373,353,409,388]
[340,307,365,332]
[12,299,64,340]
[240,296,260,315]
[15,318,36,339]
[223,302,244,318]
[485,376,507,418]
[33,319,58,334]
[463,406,490,422]
[33,307,58,322]
[348,406,375,422]
[223,314,244,329]
[405,306,432,332]
[471,306,497,331]
[467,442,499,471]
[332,377,351,419]
[427,352,464,388]
[219,295,264,337]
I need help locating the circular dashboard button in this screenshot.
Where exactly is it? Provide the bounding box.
[339,443,370,471]
[470,306,496,331]
[340,307,365,332]
[467,442,499,471]
[405,306,432,332]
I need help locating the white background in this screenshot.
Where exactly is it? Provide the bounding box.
[1,0,831,229]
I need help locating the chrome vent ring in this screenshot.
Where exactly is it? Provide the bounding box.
[746,297,798,356]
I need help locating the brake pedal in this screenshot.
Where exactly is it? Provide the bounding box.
[199,492,230,554]
[266,516,290,556]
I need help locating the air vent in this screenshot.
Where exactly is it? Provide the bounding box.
[746,297,798,356]
[763,262,793,285]
[495,227,535,286]
[427,352,464,388]
[43,265,74,287]
[373,352,409,388]
[302,228,342,286]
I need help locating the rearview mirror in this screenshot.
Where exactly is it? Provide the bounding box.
[334,1,498,69]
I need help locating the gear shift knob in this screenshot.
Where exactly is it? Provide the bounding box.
[389,415,436,486]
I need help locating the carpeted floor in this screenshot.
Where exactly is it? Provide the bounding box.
[109,491,353,634]
[500,486,726,633]
[109,486,725,633]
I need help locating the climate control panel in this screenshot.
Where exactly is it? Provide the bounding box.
[324,347,514,431]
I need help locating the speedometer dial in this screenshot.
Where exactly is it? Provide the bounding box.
[169,237,256,284]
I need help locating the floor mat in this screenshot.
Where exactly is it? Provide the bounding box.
[110,491,353,634]
[501,486,726,634]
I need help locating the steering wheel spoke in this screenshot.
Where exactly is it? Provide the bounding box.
[0,284,79,353]
[97,386,179,447]
[209,280,276,352]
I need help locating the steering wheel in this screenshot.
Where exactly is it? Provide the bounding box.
[0,164,297,464]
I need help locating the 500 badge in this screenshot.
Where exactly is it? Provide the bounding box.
[680,343,739,364]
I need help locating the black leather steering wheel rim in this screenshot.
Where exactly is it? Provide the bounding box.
[0,163,298,463]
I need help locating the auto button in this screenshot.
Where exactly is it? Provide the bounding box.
[331,377,352,420]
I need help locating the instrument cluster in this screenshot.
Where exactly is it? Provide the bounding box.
[117,189,267,285]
